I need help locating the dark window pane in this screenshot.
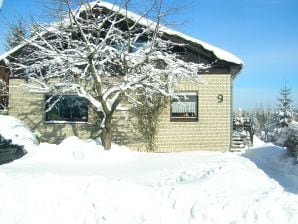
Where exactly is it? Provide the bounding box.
[45,95,88,122]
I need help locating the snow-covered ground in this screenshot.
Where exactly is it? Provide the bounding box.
[1,116,298,224]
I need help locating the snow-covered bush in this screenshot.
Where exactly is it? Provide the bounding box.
[254,104,274,134]
[294,108,298,121]
[284,123,298,162]
[274,127,291,146]
[262,119,279,143]
[0,115,38,151]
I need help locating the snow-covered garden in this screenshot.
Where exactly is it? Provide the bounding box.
[1,115,298,224]
[0,0,297,222]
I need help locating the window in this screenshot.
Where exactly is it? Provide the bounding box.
[113,41,148,53]
[130,41,148,53]
[171,45,186,59]
[170,92,198,122]
[45,95,88,123]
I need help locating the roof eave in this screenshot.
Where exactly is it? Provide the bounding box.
[0,42,27,65]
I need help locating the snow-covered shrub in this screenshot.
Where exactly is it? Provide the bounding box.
[33,131,42,145]
[260,111,280,143]
[254,105,274,135]
[274,127,290,146]
[284,123,298,161]
[294,108,298,121]
[0,115,37,151]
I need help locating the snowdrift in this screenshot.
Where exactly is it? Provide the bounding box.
[0,135,297,223]
[0,115,37,151]
[0,116,298,223]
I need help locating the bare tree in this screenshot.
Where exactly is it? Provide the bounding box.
[0,68,9,111]
[7,0,206,150]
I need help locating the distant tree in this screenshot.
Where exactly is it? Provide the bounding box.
[254,104,274,134]
[277,83,294,127]
[294,108,298,122]
[5,19,27,51]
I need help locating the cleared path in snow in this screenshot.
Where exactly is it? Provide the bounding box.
[243,145,298,194]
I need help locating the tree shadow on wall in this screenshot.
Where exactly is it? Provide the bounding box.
[15,101,100,144]
[13,100,143,147]
[111,112,140,146]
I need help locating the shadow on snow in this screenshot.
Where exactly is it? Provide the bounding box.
[243,146,298,194]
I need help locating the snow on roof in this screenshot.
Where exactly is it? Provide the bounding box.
[0,43,25,64]
[0,0,243,67]
[86,1,244,66]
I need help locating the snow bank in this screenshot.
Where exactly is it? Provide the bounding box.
[0,115,37,151]
[25,136,134,163]
[0,136,298,223]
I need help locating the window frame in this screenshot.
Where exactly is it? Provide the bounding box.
[170,92,198,122]
[44,94,89,123]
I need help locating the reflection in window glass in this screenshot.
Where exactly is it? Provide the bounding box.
[45,95,88,122]
[171,92,198,121]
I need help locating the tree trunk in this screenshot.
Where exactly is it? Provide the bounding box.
[101,115,112,150]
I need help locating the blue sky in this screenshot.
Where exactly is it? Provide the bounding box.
[0,0,297,110]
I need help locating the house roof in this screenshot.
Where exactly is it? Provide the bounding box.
[0,1,243,73]
[85,1,244,67]
[0,43,25,64]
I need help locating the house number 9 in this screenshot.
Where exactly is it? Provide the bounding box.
[217,94,223,103]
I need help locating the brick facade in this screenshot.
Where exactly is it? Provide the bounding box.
[8,79,99,143]
[155,75,232,152]
[8,74,232,152]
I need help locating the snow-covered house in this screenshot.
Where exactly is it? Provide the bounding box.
[0,1,243,152]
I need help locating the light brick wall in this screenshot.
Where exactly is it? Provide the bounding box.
[8,79,99,143]
[8,75,232,152]
[155,75,232,152]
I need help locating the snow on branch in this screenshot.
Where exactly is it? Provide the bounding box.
[8,0,209,128]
